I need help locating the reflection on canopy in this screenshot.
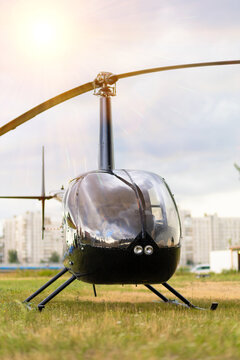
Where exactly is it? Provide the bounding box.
[64,170,181,248]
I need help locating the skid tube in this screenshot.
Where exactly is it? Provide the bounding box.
[145,283,218,310]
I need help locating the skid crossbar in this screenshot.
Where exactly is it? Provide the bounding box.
[162,282,193,307]
[23,267,68,303]
[144,284,168,302]
[38,275,77,311]
[145,282,218,310]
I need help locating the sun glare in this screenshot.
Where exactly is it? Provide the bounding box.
[15,8,71,59]
[32,21,56,47]
[25,16,61,55]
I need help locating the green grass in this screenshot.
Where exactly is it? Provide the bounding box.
[0,271,240,360]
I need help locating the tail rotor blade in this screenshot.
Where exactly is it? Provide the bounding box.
[42,197,45,240]
[42,146,45,198]
[41,146,46,239]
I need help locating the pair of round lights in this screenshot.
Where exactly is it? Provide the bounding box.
[134,245,153,255]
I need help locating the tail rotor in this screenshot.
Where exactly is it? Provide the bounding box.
[0,146,55,239]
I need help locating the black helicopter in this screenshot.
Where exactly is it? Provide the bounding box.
[1,60,240,311]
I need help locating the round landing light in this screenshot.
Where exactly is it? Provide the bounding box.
[134,245,143,255]
[144,245,153,255]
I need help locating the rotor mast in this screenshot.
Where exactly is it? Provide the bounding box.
[94,72,116,171]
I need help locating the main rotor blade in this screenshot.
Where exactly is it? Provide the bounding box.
[0,196,54,199]
[114,60,240,81]
[1,60,240,137]
[0,81,94,136]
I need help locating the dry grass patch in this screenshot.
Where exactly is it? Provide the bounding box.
[1,271,240,360]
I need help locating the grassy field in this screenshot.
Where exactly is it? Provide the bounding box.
[0,271,240,360]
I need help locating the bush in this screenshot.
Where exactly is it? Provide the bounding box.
[48,251,60,263]
[8,250,19,263]
[176,266,190,274]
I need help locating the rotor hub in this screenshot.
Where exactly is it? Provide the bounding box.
[93,72,117,97]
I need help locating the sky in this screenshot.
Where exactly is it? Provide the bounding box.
[0,0,239,228]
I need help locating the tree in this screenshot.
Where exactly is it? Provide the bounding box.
[49,251,60,263]
[8,250,19,263]
[234,163,240,177]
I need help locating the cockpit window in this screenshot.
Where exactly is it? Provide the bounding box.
[64,170,181,248]
[124,170,181,246]
[75,172,142,246]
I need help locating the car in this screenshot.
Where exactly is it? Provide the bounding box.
[191,264,211,277]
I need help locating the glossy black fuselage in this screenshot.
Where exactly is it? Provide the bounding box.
[64,243,180,284]
[62,169,182,284]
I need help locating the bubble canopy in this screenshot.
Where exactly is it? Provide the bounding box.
[64,170,181,248]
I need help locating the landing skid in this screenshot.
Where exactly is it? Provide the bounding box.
[145,283,218,310]
[23,269,218,311]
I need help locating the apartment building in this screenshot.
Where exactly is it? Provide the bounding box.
[2,211,64,263]
[179,211,240,266]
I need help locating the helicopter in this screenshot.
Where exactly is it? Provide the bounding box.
[1,60,240,311]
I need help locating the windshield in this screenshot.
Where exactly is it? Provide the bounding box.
[70,171,142,247]
[64,170,181,248]
[116,170,181,247]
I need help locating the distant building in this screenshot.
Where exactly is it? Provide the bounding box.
[179,210,193,266]
[179,211,240,266]
[2,209,239,267]
[192,216,212,265]
[210,214,240,251]
[210,247,240,273]
[2,211,64,263]
[0,236,4,263]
